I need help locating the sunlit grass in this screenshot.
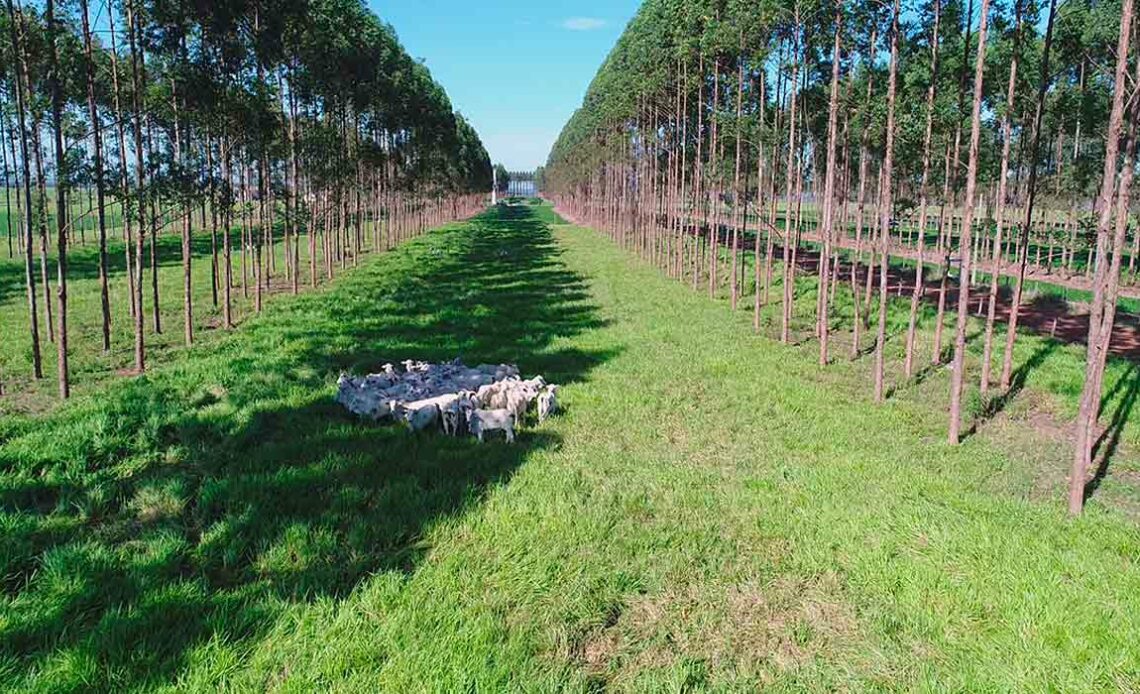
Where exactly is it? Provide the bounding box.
[1,202,1139,691]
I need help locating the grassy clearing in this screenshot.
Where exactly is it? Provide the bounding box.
[2,202,1139,690]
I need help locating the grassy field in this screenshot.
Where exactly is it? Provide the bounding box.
[2,201,1139,690]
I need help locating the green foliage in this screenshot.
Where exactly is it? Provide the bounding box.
[546,0,1123,203]
[0,0,492,214]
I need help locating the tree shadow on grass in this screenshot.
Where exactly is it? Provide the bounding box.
[1087,362,1140,502]
[954,340,1061,442]
[0,204,616,690]
[978,341,1061,420]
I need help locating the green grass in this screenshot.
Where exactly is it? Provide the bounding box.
[2,202,1140,690]
[688,228,1140,460]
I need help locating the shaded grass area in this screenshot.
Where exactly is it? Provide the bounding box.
[3,202,1140,690]
[0,204,611,690]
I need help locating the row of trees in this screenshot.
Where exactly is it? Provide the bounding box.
[1,0,491,399]
[543,0,1137,515]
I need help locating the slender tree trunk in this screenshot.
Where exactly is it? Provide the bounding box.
[980,3,1021,394]
[80,0,110,353]
[781,28,801,344]
[6,0,41,379]
[708,61,721,299]
[873,0,901,403]
[171,77,192,346]
[819,5,842,365]
[850,29,876,358]
[109,15,136,323]
[33,118,54,345]
[1000,0,1059,390]
[948,0,991,443]
[222,136,234,329]
[127,0,147,371]
[905,0,941,378]
[1069,0,1134,514]
[730,47,745,310]
[46,0,69,397]
[754,74,767,332]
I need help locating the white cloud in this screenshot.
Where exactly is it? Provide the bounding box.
[562,17,606,31]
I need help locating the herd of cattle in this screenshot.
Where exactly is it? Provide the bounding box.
[335,360,559,443]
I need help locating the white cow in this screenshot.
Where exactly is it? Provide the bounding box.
[393,401,441,433]
[467,408,516,443]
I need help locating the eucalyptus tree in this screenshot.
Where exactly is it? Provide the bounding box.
[5,0,42,379]
[1070,0,1135,515]
[948,0,991,443]
[903,0,943,378]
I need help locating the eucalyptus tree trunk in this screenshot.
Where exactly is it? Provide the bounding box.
[108,14,137,323]
[6,0,41,379]
[80,0,110,353]
[46,0,69,397]
[3,108,22,259]
[730,49,745,310]
[980,2,1021,394]
[708,60,721,299]
[850,29,876,358]
[818,4,842,365]
[754,73,767,332]
[781,28,801,344]
[207,134,218,307]
[139,36,160,336]
[1000,0,1058,390]
[873,0,901,403]
[948,0,991,443]
[287,67,301,295]
[127,0,147,370]
[1092,102,1139,401]
[904,0,941,378]
[692,55,705,290]
[932,142,953,363]
[221,135,234,329]
[0,108,13,260]
[1069,0,1134,514]
[32,115,55,345]
[171,77,193,346]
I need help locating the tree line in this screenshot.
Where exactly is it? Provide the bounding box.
[543,0,1137,515]
[1,0,492,400]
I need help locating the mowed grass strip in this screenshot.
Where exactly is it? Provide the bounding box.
[1,202,1138,691]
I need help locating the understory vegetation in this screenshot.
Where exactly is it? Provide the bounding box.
[2,202,1138,690]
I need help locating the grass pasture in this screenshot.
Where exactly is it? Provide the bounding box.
[2,201,1140,690]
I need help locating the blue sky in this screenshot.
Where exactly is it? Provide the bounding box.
[372,0,642,170]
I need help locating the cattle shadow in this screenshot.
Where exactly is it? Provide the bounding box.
[0,204,615,690]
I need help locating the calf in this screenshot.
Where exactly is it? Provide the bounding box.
[467,408,516,443]
[405,393,461,435]
[393,401,441,433]
[537,385,560,423]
